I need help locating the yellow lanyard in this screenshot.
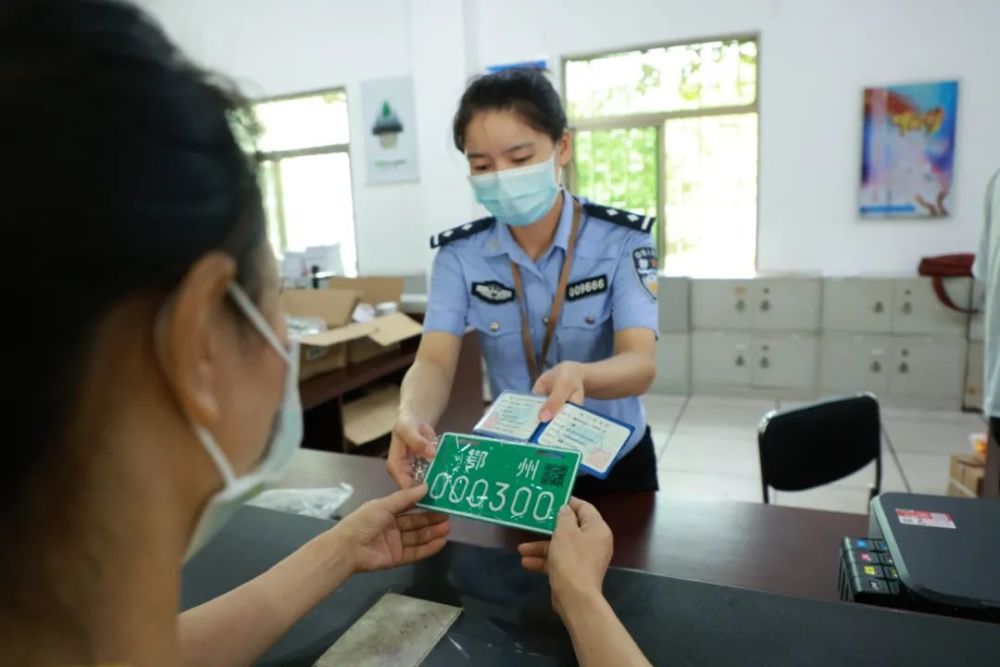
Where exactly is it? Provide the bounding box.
[509,199,583,385]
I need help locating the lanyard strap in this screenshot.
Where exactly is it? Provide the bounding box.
[510,199,583,385]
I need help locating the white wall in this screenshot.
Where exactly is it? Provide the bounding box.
[138,0,1000,277]
[136,0,478,276]
[473,0,1000,276]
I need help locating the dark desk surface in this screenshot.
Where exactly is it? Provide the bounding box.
[183,507,1000,667]
[279,449,869,603]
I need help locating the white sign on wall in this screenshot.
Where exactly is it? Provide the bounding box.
[360,75,420,185]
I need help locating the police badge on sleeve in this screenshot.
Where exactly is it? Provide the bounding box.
[632,247,658,300]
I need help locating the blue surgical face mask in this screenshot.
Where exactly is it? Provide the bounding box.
[162,284,303,561]
[468,154,560,227]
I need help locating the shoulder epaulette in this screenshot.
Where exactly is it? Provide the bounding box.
[430,216,495,249]
[584,203,655,233]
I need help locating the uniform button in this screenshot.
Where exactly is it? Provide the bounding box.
[489,321,500,332]
[585,315,596,325]
[543,316,550,325]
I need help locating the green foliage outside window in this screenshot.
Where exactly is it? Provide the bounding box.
[573,127,659,243]
[566,37,758,275]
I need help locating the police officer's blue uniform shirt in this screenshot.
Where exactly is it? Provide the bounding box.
[425,191,658,460]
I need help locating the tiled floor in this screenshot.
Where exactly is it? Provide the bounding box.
[644,393,987,515]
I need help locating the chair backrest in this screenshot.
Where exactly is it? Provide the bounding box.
[757,393,882,503]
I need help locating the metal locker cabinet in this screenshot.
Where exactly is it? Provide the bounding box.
[691,280,754,331]
[752,279,822,332]
[657,276,690,334]
[964,340,984,411]
[888,336,966,404]
[652,333,690,394]
[822,278,893,333]
[891,278,970,336]
[819,334,891,396]
[691,331,753,387]
[750,334,819,389]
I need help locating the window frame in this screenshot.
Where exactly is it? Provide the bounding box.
[251,86,356,264]
[562,33,761,272]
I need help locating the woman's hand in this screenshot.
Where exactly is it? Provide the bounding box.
[387,413,438,488]
[517,498,613,619]
[533,361,586,422]
[333,485,450,573]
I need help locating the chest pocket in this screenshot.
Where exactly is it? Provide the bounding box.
[555,241,617,362]
[468,300,524,367]
[556,280,613,363]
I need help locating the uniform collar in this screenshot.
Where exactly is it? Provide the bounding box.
[482,189,574,259]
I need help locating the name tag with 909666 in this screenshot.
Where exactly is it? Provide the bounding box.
[416,433,581,534]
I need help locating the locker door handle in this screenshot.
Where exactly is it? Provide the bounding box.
[901,302,912,315]
[898,362,910,374]
[760,299,771,312]
[735,354,746,367]
[759,357,770,369]
[871,361,882,373]
[735,299,746,312]
[873,301,884,314]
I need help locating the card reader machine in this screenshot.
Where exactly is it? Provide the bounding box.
[838,493,1000,622]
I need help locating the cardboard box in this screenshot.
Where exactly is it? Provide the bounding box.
[323,276,423,363]
[281,289,367,380]
[326,276,405,307]
[343,384,401,448]
[348,311,424,364]
[947,454,985,498]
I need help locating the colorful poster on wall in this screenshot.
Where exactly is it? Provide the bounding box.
[361,76,419,184]
[859,81,959,218]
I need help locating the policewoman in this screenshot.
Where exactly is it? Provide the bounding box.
[389,68,659,493]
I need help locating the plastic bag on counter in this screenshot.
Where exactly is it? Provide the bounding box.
[248,484,354,520]
[286,314,328,337]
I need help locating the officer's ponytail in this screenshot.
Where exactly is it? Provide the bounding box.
[453,68,567,152]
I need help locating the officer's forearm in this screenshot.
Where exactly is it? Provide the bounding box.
[399,358,455,427]
[398,332,462,427]
[581,351,655,400]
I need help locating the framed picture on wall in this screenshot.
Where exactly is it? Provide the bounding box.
[361,75,420,185]
[859,80,959,219]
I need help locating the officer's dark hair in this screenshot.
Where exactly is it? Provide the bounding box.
[453,68,568,152]
[0,0,264,530]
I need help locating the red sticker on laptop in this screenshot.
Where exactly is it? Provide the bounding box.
[896,509,956,529]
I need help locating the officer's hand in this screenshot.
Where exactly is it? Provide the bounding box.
[388,414,438,488]
[533,361,586,422]
[517,498,613,619]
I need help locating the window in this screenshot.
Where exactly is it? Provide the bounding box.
[565,37,758,276]
[251,89,357,274]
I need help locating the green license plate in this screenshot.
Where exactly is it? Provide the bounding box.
[416,433,581,535]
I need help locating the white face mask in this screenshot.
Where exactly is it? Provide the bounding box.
[183,284,303,560]
[468,153,560,227]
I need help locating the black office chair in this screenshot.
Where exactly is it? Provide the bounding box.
[757,393,882,504]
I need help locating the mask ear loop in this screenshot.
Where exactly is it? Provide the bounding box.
[193,424,239,486]
[227,283,290,363]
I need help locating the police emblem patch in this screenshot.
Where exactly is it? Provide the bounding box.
[566,274,609,301]
[632,247,658,300]
[471,281,515,304]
